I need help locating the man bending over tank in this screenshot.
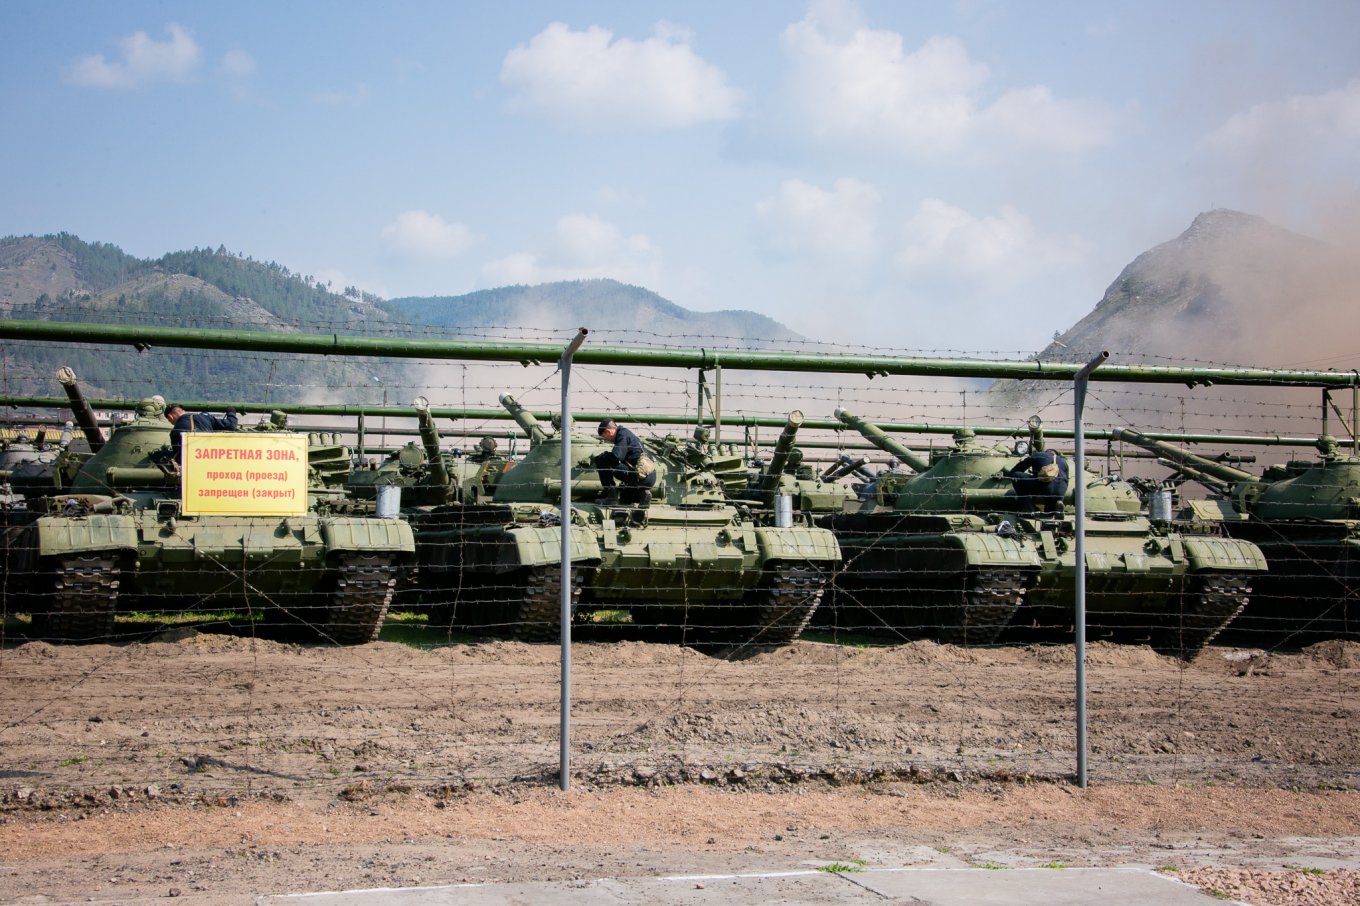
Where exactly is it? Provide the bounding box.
[593,417,656,508]
[165,403,239,461]
[1006,446,1069,513]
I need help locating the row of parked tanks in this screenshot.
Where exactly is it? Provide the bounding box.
[3,370,1357,654]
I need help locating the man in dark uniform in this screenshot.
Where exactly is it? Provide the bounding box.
[593,418,656,507]
[165,403,239,461]
[1005,446,1069,513]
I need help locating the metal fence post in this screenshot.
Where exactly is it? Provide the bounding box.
[1074,350,1109,788]
[559,327,589,791]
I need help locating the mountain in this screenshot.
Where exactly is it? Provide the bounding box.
[983,210,1360,425]
[0,235,805,408]
[387,280,804,347]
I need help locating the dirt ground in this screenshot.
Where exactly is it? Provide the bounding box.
[2,632,1358,904]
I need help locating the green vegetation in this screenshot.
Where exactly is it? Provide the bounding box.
[816,858,867,874]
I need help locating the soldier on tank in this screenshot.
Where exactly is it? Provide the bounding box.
[1006,446,1069,513]
[593,418,656,508]
[164,403,239,461]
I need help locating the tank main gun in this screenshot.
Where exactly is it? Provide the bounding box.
[413,396,451,493]
[1111,428,1258,487]
[499,393,551,446]
[755,410,804,505]
[821,455,872,484]
[833,407,931,473]
[55,366,105,453]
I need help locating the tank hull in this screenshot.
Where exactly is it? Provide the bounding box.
[824,511,1265,658]
[1212,521,1360,645]
[15,507,415,644]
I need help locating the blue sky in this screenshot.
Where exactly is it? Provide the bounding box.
[3,0,1358,354]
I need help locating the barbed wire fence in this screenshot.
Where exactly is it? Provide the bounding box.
[0,324,1356,808]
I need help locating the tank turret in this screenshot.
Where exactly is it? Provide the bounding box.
[55,367,105,453]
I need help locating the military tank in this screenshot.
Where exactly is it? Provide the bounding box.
[429,397,841,647]
[824,408,1267,658]
[12,394,415,644]
[731,411,858,518]
[1111,427,1360,645]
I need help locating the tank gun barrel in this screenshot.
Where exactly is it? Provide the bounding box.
[413,397,451,492]
[820,455,871,483]
[499,393,550,446]
[55,366,105,452]
[1111,427,1258,486]
[834,407,931,472]
[756,410,804,504]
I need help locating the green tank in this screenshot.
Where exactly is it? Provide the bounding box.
[12,396,415,644]
[731,411,858,517]
[825,409,1267,658]
[1112,427,1360,645]
[429,396,841,647]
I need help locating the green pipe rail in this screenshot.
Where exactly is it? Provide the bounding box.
[0,394,1323,448]
[3,318,1359,387]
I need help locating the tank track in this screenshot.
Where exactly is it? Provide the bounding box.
[934,567,1029,647]
[629,565,827,648]
[320,553,400,645]
[1152,572,1251,661]
[741,564,828,647]
[439,565,582,642]
[45,554,121,643]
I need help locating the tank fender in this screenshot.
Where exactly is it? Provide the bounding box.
[752,526,842,564]
[952,531,1044,568]
[1181,536,1268,572]
[34,513,138,556]
[505,524,601,568]
[321,517,416,556]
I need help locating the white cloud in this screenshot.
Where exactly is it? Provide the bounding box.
[755,177,880,265]
[381,210,478,259]
[482,213,661,286]
[500,21,741,128]
[218,49,256,80]
[895,199,1088,283]
[65,23,201,90]
[1205,79,1360,150]
[780,3,1114,156]
[312,82,372,107]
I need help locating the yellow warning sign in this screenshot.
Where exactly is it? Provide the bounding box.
[181,433,310,516]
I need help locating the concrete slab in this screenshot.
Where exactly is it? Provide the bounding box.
[256,866,1249,905]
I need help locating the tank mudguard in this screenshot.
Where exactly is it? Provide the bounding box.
[752,526,842,564]
[1181,535,1268,572]
[507,524,601,567]
[34,514,138,555]
[952,531,1045,568]
[321,518,417,555]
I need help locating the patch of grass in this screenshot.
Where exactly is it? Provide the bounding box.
[1205,888,1231,900]
[1039,862,1069,869]
[1156,865,1179,873]
[817,859,866,874]
[1287,865,1326,876]
[582,609,632,624]
[975,861,1009,870]
[60,754,88,766]
[800,629,893,648]
[119,610,243,625]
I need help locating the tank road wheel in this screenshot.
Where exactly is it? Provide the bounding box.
[320,553,400,645]
[510,565,582,643]
[721,563,829,649]
[47,554,121,643]
[434,566,582,642]
[1152,573,1250,661]
[934,568,1029,648]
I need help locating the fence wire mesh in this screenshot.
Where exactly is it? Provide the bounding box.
[1,331,1357,807]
